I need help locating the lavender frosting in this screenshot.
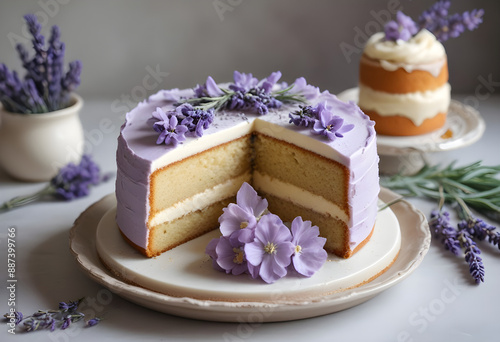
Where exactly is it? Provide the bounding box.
[115,88,379,253]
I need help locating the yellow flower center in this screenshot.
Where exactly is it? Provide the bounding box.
[240,221,248,229]
[233,247,244,264]
[294,245,302,254]
[264,242,277,255]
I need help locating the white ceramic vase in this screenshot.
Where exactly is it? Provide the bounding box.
[0,94,84,182]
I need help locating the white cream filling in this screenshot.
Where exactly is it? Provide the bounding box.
[149,173,250,226]
[150,171,349,227]
[379,58,445,78]
[253,171,349,223]
[358,83,451,126]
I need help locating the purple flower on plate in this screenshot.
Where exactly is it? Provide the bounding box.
[205,238,225,272]
[384,11,419,42]
[244,213,294,284]
[289,217,327,277]
[219,182,268,244]
[214,236,248,275]
[312,106,354,141]
[288,77,320,101]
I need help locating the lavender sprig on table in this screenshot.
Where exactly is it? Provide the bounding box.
[383,161,500,284]
[0,14,82,114]
[3,298,101,333]
[0,155,111,212]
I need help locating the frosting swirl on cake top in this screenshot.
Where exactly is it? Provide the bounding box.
[364,29,445,64]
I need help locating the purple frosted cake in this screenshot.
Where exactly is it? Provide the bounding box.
[115,71,379,258]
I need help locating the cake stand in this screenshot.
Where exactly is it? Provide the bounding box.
[337,87,485,175]
[69,188,430,322]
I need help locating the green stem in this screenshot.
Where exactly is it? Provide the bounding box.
[0,185,55,212]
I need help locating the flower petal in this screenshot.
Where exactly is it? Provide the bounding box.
[244,241,264,266]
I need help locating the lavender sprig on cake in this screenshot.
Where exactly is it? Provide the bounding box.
[383,1,484,42]
[206,182,328,284]
[187,70,314,115]
[0,14,82,114]
[151,70,323,146]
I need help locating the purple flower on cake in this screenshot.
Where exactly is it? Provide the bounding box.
[312,106,354,141]
[244,213,295,284]
[287,77,320,101]
[289,217,327,277]
[229,71,259,93]
[152,107,188,146]
[384,11,419,42]
[219,182,268,244]
[260,71,282,94]
[289,102,327,128]
[176,103,214,137]
[194,76,224,98]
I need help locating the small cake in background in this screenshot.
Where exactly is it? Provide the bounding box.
[358,1,483,136]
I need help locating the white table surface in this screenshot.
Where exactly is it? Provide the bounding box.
[1,94,499,342]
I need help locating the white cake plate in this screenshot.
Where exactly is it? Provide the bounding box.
[69,188,430,322]
[96,202,400,302]
[337,87,485,175]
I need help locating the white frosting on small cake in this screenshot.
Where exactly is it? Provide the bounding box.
[363,29,446,76]
[116,86,379,254]
[358,83,451,125]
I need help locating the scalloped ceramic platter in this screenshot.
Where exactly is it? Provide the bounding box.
[336,87,485,155]
[70,188,430,322]
[96,203,399,302]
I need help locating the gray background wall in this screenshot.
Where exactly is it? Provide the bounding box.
[0,0,498,106]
